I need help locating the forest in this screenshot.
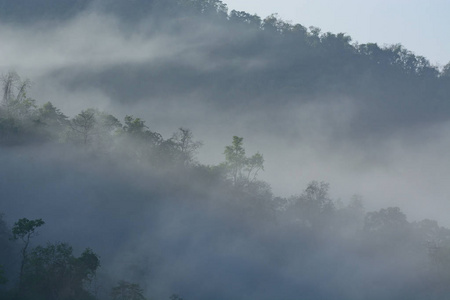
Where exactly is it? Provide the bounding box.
[1,72,450,299]
[1,0,450,299]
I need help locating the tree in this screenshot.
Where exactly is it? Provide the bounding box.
[123,115,162,145]
[182,0,228,17]
[22,242,100,300]
[11,218,45,286]
[442,62,450,78]
[364,207,408,233]
[99,113,122,133]
[223,136,264,186]
[120,115,166,163]
[1,72,36,120]
[363,207,411,251]
[70,109,97,145]
[93,112,122,150]
[289,181,335,228]
[35,102,69,140]
[1,72,22,108]
[123,115,147,135]
[229,10,261,28]
[244,152,264,182]
[224,136,246,185]
[111,280,147,300]
[68,108,122,148]
[0,72,37,144]
[37,102,67,125]
[171,127,203,165]
[412,219,450,248]
[224,136,246,183]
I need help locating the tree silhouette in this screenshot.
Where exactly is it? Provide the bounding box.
[11,218,45,286]
[22,242,100,300]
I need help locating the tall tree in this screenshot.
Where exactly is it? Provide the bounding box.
[224,136,247,185]
[0,72,37,144]
[70,109,97,145]
[11,218,45,286]
[223,136,264,186]
[1,72,35,120]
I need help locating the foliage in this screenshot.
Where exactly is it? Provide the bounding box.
[35,102,69,140]
[12,218,45,243]
[181,0,228,17]
[0,72,37,144]
[442,63,450,78]
[11,218,45,286]
[229,10,261,28]
[364,207,408,233]
[171,127,203,166]
[1,72,35,116]
[0,2,449,289]
[69,109,97,145]
[21,242,100,300]
[288,181,335,229]
[223,136,264,187]
[122,115,163,145]
[0,87,209,168]
[111,280,146,300]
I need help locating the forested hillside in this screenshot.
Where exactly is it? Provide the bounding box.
[1,0,450,299]
[1,72,450,300]
[2,0,449,133]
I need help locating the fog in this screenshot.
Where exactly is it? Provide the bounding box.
[0,145,439,299]
[2,10,449,223]
[1,2,450,299]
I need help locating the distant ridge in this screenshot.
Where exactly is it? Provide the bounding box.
[1,0,449,136]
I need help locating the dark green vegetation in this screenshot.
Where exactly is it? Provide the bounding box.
[1,217,100,300]
[1,0,450,299]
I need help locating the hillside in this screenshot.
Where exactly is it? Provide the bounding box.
[1,0,449,134]
[1,1,450,299]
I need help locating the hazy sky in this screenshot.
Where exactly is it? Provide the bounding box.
[224,0,450,67]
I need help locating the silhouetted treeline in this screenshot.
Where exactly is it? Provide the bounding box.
[3,184,450,299]
[0,72,205,171]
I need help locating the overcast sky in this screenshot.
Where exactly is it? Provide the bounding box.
[224,0,450,67]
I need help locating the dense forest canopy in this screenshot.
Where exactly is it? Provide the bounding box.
[1,0,450,299]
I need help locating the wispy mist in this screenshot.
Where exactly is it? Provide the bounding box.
[1,2,450,299]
